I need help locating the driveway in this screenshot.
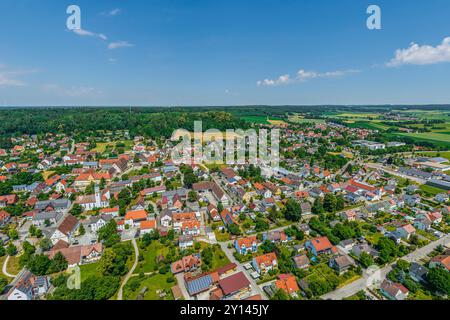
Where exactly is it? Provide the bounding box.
[175,272,193,300]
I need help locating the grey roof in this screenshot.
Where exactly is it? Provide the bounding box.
[409,262,428,278]
[89,214,113,224]
[33,211,61,221]
[399,167,432,180]
[35,199,71,211]
[163,188,188,198]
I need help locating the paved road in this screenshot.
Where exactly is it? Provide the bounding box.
[321,233,450,300]
[117,238,139,300]
[218,241,268,300]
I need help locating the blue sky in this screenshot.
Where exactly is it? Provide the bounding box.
[0,0,450,106]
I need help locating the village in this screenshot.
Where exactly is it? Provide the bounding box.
[0,120,449,301]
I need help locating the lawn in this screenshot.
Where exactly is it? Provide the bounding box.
[5,255,21,276]
[0,256,13,280]
[135,240,170,274]
[208,245,231,270]
[363,231,383,245]
[115,140,134,151]
[303,263,340,290]
[92,142,110,154]
[123,273,175,300]
[42,171,55,180]
[79,261,101,282]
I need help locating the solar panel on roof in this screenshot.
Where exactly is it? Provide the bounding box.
[187,274,213,295]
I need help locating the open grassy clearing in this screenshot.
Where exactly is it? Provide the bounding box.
[5,255,21,276]
[288,114,326,124]
[123,273,175,300]
[79,261,101,282]
[92,142,111,154]
[135,240,170,274]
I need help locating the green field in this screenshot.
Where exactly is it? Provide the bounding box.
[241,115,284,124]
[92,142,112,154]
[394,109,450,121]
[79,261,101,282]
[288,114,326,124]
[123,273,175,300]
[334,112,381,119]
[419,184,447,196]
[135,240,170,274]
[345,121,391,131]
[397,132,450,144]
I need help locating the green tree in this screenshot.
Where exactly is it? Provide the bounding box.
[427,267,450,295]
[376,237,399,264]
[27,254,51,275]
[98,220,120,247]
[312,197,324,214]
[97,248,118,276]
[22,241,36,255]
[70,203,83,216]
[227,223,241,236]
[283,199,302,222]
[6,243,17,256]
[78,224,86,236]
[188,190,199,202]
[323,193,337,213]
[271,289,290,300]
[359,252,374,268]
[260,240,276,254]
[48,252,68,274]
[254,218,269,232]
[336,195,345,211]
[8,228,19,240]
[39,238,53,252]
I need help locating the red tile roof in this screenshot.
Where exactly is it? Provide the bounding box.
[218,271,250,295]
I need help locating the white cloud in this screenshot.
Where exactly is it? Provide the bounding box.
[257,74,291,87]
[387,37,450,67]
[102,8,121,16]
[72,28,108,41]
[0,66,38,87]
[108,41,135,50]
[0,74,24,87]
[225,89,239,96]
[257,69,358,87]
[42,84,102,97]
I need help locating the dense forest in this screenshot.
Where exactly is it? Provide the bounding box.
[1,105,450,141]
[0,108,250,139]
